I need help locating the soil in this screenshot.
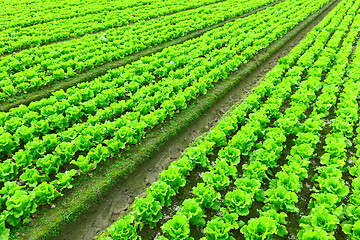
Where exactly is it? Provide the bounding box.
[52,0,340,239]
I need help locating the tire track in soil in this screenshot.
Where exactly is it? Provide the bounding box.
[51,0,340,239]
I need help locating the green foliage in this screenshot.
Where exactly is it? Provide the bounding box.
[193,183,221,210]
[203,216,236,240]
[33,182,62,205]
[108,215,139,240]
[159,166,187,193]
[203,171,230,190]
[224,189,252,216]
[183,147,209,168]
[299,206,339,233]
[0,159,18,182]
[162,215,193,240]
[54,169,78,190]
[0,213,10,240]
[178,199,205,227]
[298,227,335,240]
[218,146,241,165]
[132,195,162,228]
[147,181,175,207]
[4,190,37,226]
[265,186,299,212]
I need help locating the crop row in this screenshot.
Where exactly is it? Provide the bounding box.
[0,0,227,54]
[257,7,360,239]
[0,0,277,101]
[0,0,159,29]
[298,16,360,239]
[96,0,360,239]
[343,68,360,238]
[0,0,295,158]
[343,36,360,236]
[157,2,360,238]
[0,0,330,237]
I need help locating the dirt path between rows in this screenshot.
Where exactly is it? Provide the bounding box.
[52,0,340,239]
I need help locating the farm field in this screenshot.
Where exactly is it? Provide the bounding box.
[0,0,358,239]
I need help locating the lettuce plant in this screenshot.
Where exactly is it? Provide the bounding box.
[349,159,360,177]
[218,146,241,165]
[162,215,193,240]
[290,143,315,159]
[212,159,237,180]
[88,144,110,164]
[36,154,62,175]
[242,161,269,180]
[14,125,34,144]
[4,190,37,226]
[55,142,77,162]
[13,149,33,168]
[0,213,9,240]
[177,199,205,227]
[308,193,338,211]
[71,155,96,174]
[0,159,18,182]
[216,116,239,136]
[159,166,187,193]
[351,178,360,195]
[108,215,139,240]
[323,134,347,159]
[270,171,301,192]
[350,221,360,240]
[265,186,299,212]
[33,182,62,205]
[147,181,175,207]
[224,189,252,216]
[298,227,335,240]
[282,163,308,180]
[313,165,342,182]
[54,169,78,190]
[203,171,230,190]
[132,195,162,228]
[0,182,24,208]
[74,135,94,152]
[231,127,257,156]
[207,129,227,147]
[342,204,360,235]
[183,147,209,168]
[19,168,43,188]
[299,206,339,233]
[320,153,346,168]
[240,216,278,239]
[241,210,288,239]
[171,157,194,176]
[315,177,349,198]
[193,183,221,210]
[203,216,236,240]
[235,177,265,201]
